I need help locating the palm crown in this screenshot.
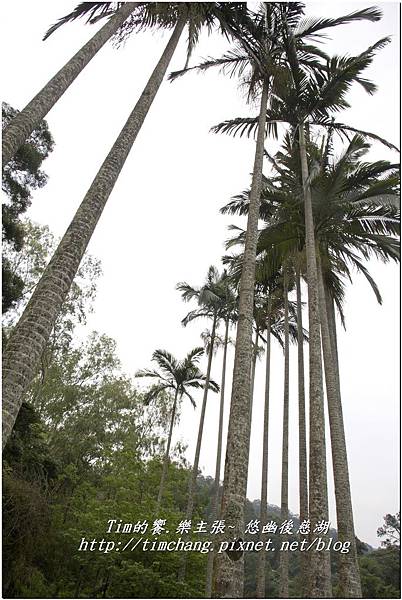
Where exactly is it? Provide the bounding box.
[45,2,249,66]
[223,131,399,319]
[177,265,236,325]
[136,347,219,407]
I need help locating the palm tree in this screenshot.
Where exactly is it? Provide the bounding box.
[255,290,272,599]
[2,3,247,448]
[205,280,237,598]
[135,346,218,512]
[253,269,303,599]
[294,257,309,594]
[176,265,228,580]
[2,2,140,168]
[279,266,290,598]
[224,130,399,597]
[223,248,307,597]
[2,1,248,167]
[227,250,307,598]
[310,135,399,597]
[276,40,396,597]
[214,29,395,600]
[282,131,398,597]
[173,6,393,595]
[171,8,298,594]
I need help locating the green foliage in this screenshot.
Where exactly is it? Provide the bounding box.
[3,404,58,598]
[3,220,102,352]
[357,513,401,598]
[2,102,54,313]
[1,262,24,318]
[359,549,400,598]
[3,322,212,598]
[4,328,401,598]
[377,512,400,548]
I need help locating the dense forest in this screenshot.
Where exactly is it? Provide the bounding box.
[2,2,400,599]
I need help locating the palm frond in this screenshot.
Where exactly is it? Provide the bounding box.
[169,49,250,82]
[294,7,382,40]
[43,2,118,40]
[183,346,204,365]
[176,282,200,302]
[182,309,213,327]
[143,382,171,405]
[152,349,178,377]
[135,368,165,380]
[312,119,399,152]
[182,388,197,408]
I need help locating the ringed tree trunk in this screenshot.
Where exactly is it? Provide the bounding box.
[295,264,309,593]
[316,254,362,598]
[215,77,269,600]
[255,298,272,598]
[156,387,179,513]
[279,271,290,598]
[178,312,217,582]
[249,325,259,427]
[2,15,187,449]
[2,2,139,168]
[205,315,230,598]
[298,123,332,598]
[324,280,341,395]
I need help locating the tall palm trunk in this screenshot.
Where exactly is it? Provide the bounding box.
[215,77,269,599]
[295,266,309,594]
[156,387,179,513]
[316,255,362,597]
[279,271,290,598]
[179,312,217,581]
[2,3,139,168]
[2,16,187,449]
[255,299,272,598]
[205,316,230,598]
[323,282,341,392]
[298,124,332,597]
[249,326,259,427]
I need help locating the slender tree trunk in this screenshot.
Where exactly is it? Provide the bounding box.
[296,265,309,594]
[256,299,272,598]
[156,387,179,513]
[279,271,290,598]
[2,3,139,168]
[205,316,230,598]
[215,77,269,599]
[249,326,259,427]
[317,254,362,597]
[298,124,332,598]
[324,282,341,392]
[179,312,217,581]
[2,16,187,449]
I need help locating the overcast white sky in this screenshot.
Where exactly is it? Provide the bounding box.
[2,1,400,547]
